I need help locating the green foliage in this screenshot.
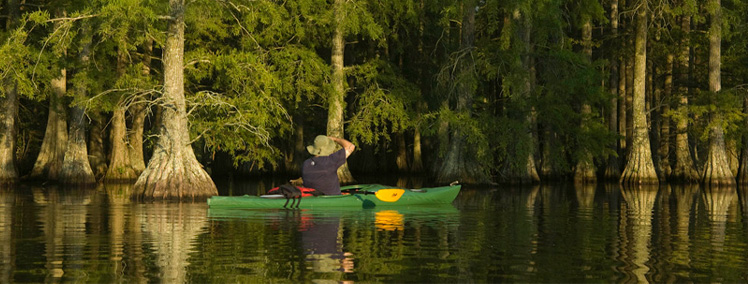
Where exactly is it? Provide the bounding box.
[340,0,383,41]
[186,49,289,169]
[267,45,330,107]
[688,89,746,142]
[347,59,417,146]
[0,12,48,100]
[6,0,748,180]
[423,105,493,167]
[97,0,158,47]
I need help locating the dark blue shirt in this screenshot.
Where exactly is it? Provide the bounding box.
[302,149,347,195]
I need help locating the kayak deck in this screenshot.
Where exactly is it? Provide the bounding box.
[207,184,461,209]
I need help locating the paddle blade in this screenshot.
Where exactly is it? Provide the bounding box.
[375,188,405,202]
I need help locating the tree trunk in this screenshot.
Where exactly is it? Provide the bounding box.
[621,4,658,185]
[649,61,660,176]
[29,69,68,181]
[701,0,734,186]
[412,1,426,174]
[625,30,634,154]
[434,100,450,175]
[132,0,217,201]
[60,104,95,186]
[738,96,748,184]
[284,110,305,175]
[540,127,557,179]
[396,132,409,172]
[128,103,147,174]
[60,23,95,186]
[127,38,153,175]
[604,0,621,181]
[106,108,137,182]
[88,111,108,179]
[574,19,596,183]
[501,7,540,184]
[0,0,20,184]
[727,139,738,176]
[671,15,699,182]
[437,0,487,184]
[411,126,424,172]
[0,80,18,184]
[107,48,138,182]
[618,47,628,156]
[328,0,355,184]
[659,53,673,178]
[30,9,70,182]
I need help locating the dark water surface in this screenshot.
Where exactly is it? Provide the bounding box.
[1,180,748,283]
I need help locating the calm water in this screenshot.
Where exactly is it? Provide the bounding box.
[1,180,747,283]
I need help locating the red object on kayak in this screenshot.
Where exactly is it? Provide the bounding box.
[267,186,320,197]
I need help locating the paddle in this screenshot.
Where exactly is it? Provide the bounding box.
[374,188,405,202]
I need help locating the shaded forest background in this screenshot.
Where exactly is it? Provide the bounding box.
[1,0,748,198]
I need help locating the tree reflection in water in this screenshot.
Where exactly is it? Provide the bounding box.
[103,183,138,282]
[33,185,96,283]
[0,186,12,283]
[1,182,748,282]
[671,184,698,277]
[701,185,736,252]
[619,184,658,283]
[139,199,208,283]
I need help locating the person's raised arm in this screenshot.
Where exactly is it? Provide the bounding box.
[329,136,355,158]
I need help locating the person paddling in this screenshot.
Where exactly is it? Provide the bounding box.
[302,135,355,195]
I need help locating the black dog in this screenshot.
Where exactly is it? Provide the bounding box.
[278,184,302,208]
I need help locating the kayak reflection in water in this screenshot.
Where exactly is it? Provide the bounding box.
[302,135,355,196]
[302,215,354,283]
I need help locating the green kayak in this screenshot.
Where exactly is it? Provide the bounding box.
[207,184,461,209]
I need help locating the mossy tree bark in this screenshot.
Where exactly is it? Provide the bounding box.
[328,0,355,184]
[60,23,95,186]
[604,0,621,181]
[621,4,658,185]
[574,19,596,183]
[132,0,217,201]
[670,14,699,182]
[0,0,20,184]
[701,0,734,186]
[436,0,487,184]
